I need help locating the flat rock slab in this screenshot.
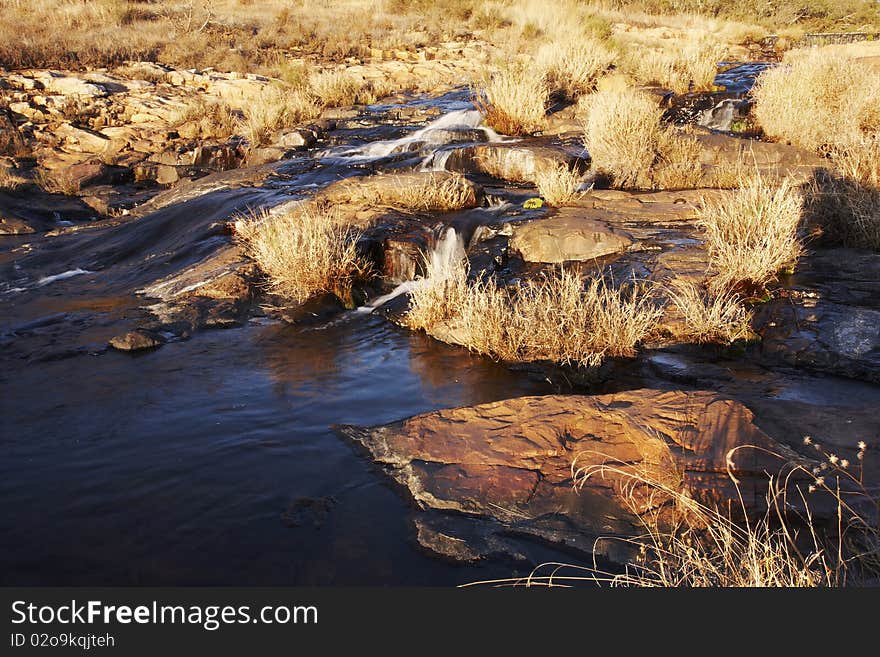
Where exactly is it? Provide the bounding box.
[339,389,803,563]
[510,208,633,263]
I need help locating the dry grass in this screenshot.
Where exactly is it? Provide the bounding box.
[752,52,880,153]
[665,278,753,344]
[240,85,321,146]
[582,88,703,190]
[171,97,240,140]
[309,69,363,108]
[407,259,663,367]
[621,40,724,94]
[236,204,371,304]
[468,439,877,588]
[383,173,479,212]
[475,62,549,136]
[806,135,880,251]
[697,174,804,293]
[536,34,616,99]
[534,163,583,206]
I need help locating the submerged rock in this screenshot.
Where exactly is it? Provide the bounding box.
[109,330,164,351]
[339,389,803,563]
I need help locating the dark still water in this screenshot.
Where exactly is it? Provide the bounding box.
[0,315,552,585]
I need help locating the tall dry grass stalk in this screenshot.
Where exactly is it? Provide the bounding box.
[622,40,723,94]
[407,259,662,367]
[237,205,371,304]
[309,69,363,107]
[476,62,549,136]
[752,52,880,153]
[698,174,804,293]
[171,97,239,139]
[534,163,583,206]
[582,88,702,190]
[665,278,753,344]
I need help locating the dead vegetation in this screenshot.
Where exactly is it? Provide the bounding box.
[236,204,371,305]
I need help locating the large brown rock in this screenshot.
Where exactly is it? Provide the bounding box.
[442,141,585,183]
[340,389,803,562]
[510,208,633,263]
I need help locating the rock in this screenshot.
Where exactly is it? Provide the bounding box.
[109,330,164,351]
[0,216,37,235]
[755,248,880,383]
[275,128,317,149]
[155,164,180,185]
[245,146,293,166]
[442,141,586,183]
[58,162,130,191]
[339,390,805,563]
[54,123,111,154]
[510,208,634,263]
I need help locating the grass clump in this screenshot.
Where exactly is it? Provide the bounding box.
[581,88,702,190]
[697,174,804,293]
[240,85,321,146]
[534,163,583,206]
[665,278,753,344]
[171,97,239,140]
[536,34,616,99]
[407,259,662,367]
[237,205,371,304]
[622,41,724,94]
[752,52,880,153]
[383,173,479,212]
[475,62,549,136]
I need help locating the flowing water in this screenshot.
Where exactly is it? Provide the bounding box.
[0,90,569,585]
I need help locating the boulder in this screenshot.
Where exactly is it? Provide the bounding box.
[109,330,164,351]
[340,389,804,562]
[510,208,633,263]
[442,141,586,183]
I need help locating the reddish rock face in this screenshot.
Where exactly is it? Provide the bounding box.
[340,389,807,562]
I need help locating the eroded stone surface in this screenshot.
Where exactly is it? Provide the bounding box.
[510,208,634,263]
[340,389,803,562]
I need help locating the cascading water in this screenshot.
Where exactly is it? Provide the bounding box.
[356,226,465,314]
[319,109,506,165]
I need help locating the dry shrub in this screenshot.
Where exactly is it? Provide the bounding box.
[582,88,703,190]
[237,205,371,304]
[697,174,804,293]
[240,85,320,146]
[476,62,549,136]
[536,34,616,99]
[752,52,880,153]
[665,278,753,344]
[806,135,880,250]
[407,259,662,367]
[474,148,534,183]
[534,163,583,206]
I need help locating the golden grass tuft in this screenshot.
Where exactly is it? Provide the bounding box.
[582,88,703,190]
[536,34,616,99]
[240,85,321,146]
[697,174,804,293]
[665,278,753,344]
[236,204,371,304]
[475,62,549,136]
[383,173,479,212]
[407,259,662,367]
[622,40,724,94]
[752,51,880,153]
[171,97,239,140]
[309,69,363,108]
[534,163,583,206]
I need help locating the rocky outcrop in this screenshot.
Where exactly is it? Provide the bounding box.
[442,141,586,183]
[510,208,634,263]
[340,389,804,563]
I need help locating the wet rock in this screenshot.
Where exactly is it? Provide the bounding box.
[694,130,824,182]
[275,127,318,149]
[510,208,634,263]
[109,330,164,351]
[0,216,37,235]
[339,389,804,562]
[755,248,880,383]
[281,496,336,529]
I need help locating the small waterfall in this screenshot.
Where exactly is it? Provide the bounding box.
[320,109,505,163]
[356,226,465,314]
